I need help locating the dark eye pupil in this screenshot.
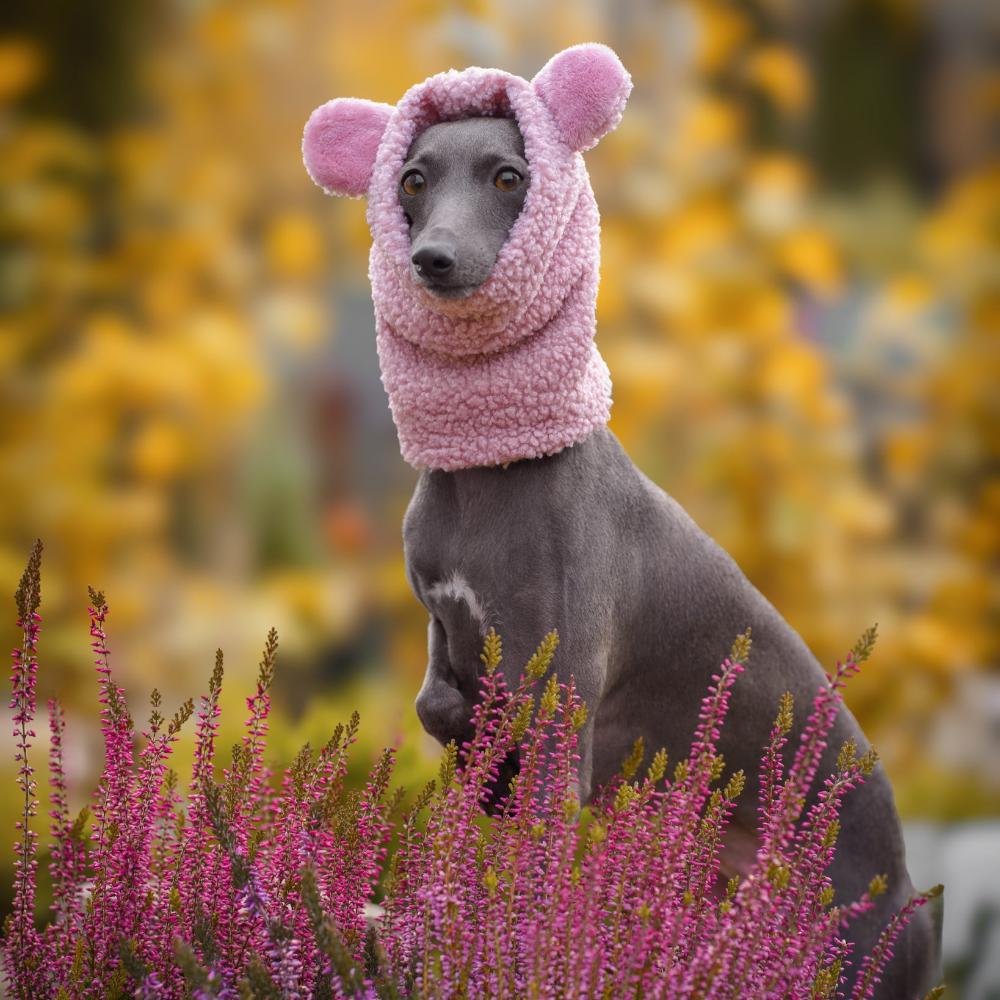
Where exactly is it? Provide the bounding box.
[402,172,425,195]
[496,169,520,190]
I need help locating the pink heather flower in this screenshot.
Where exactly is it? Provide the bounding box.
[1,550,941,998]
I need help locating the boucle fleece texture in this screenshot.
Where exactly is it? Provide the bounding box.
[303,43,632,470]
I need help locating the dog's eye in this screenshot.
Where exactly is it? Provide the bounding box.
[494,168,522,192]
[401,170,425,196]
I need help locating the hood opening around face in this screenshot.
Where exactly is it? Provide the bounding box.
[370,69,552,280]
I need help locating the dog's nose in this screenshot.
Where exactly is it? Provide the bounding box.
[412,243,456,278]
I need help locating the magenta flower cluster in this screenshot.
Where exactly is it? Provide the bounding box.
[3,542,940,998]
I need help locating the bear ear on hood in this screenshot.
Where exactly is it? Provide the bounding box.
[303,97,394,198]
[531,43,632,153]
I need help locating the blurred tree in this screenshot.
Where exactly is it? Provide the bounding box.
[811,0,931,190]
[1,0,150,132]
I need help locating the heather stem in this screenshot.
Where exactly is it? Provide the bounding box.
[6,539,44,1000]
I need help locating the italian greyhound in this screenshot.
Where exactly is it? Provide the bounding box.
[401,116,941,998]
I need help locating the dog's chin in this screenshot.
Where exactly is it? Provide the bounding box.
[419,282,478,300]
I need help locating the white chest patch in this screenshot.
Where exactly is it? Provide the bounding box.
[427,571,490,633]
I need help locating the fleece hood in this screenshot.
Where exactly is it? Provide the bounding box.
[303,43,632,470]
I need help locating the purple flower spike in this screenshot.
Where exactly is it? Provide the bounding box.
[0,554,941,999]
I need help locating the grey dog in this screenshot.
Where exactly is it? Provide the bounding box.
[396,115,942,998]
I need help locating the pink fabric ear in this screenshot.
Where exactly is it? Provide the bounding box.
[531,43,632,153]
[302,97,394,198]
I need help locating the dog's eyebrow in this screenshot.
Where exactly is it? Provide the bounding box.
[401,151,440,171]
[474,151,528,170]
[401,150,528,174]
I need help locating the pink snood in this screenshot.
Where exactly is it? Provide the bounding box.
[303,45,633,471]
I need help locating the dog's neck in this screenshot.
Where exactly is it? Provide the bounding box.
[372,252,612,471]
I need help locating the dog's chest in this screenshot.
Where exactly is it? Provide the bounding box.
[402,473,500,635]
[403,476,459,590]
[402,436,623,594]
[403,471,475,585]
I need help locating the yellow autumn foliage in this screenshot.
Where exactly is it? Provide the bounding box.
[745,44,812,115]
[0,0,995,841]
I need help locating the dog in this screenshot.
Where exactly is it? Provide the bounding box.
[303,44,941,997]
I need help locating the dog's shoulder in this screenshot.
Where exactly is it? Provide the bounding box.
[401,426,730,592]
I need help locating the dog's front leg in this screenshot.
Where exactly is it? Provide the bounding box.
[413,593,525,811]
[413,587,604,809]
[414,613,476,750]
[498,629,606,810]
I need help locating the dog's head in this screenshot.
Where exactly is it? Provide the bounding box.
[302,45,628,469]
[302,44,631,325]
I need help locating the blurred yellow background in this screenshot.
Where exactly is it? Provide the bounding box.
[0,0,997,946]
